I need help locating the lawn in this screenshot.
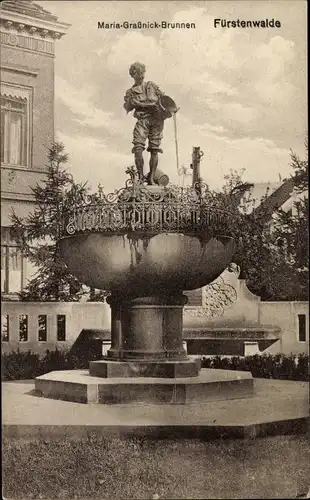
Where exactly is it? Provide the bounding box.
[2,434,309,499]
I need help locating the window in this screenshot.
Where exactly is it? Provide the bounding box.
[1,97,28,166]
[1,228,23,295]
[57,315,66,341]
[1,315,9,342]
[298,314,306,342]
[19,314,28,342]
[0,84,32,167]
[38,315,47,342]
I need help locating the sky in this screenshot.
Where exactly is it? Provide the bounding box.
[37,0,307,193]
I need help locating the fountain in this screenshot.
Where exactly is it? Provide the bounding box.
[35,62,253,404]
[35,171,254,404]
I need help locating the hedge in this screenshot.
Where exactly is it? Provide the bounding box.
[1,347,100,381]
[1,350,309,381]
[201,353,309,381]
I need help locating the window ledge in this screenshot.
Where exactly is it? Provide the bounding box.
[1,163,46,174]
[1,64,39,77]
[1,163,29,170]
[1,294,20,301]
[1,164,47,174]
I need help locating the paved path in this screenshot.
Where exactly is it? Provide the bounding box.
[2,378,309,439]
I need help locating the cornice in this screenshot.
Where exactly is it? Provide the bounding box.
[1,63,39,76]
[1,29,55,55]
[0,10,70,40]
[1,191,36,202]
[1,164,47,174]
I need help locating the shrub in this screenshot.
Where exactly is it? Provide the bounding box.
[1,346,104,381]
[2,350,309,381]
[1,350,44,381]
[200,353,309,381]
[41,347,70,373]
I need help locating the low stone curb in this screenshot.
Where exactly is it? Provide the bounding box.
[3,416,309,441]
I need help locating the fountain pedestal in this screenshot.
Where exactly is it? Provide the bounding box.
[89,294,201,378]
[35,291,254,405]
[35,290,254,405]
[107,294,188,360]
[35,289,254,404]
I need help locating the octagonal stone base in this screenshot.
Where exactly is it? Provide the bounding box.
[35,369,254,405]
[89,359,201,378]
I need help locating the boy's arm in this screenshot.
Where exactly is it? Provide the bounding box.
[156,86,165,98]
[150,82,165,98]
[123,90,134,113]
[124,89,157,111]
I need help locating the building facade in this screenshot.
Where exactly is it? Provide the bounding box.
[1,0,69,299]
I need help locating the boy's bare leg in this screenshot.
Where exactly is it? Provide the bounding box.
[148,151,158,185]
[134,149,144,182]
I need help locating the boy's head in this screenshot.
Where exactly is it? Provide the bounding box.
[129,62,146,84]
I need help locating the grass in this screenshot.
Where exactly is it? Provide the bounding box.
[2,434,310,499]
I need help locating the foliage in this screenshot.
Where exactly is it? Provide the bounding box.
[271,146,308,298]
[87,288,109,302]
[1,350,44,380]
[272,145,308,299]
[10,142,89,301]
[290,139,308,193]
[201,353,309,381]
[1,346,103,381]
[2,349,309,381]
[215,142,308,300]
[209,168,280,297]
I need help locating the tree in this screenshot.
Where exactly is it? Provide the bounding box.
[271,145,308,299]
[10,142,89,301]
[221,143,308,301]
[290,139,308,192]
[87,288,109,302]
[216,169,278,298]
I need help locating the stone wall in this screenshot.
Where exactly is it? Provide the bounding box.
[183,268,308,355]
[1,293,308,355]
[260,301,309,355]
[1,301,111,354]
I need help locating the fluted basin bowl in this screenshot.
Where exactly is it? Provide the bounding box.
[58,232,235,296]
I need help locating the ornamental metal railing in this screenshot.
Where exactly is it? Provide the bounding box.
[60,175,239,237]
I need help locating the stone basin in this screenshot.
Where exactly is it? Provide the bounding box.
[58,232,235,296]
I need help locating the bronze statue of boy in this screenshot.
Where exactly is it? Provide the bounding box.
[124,62,177,185]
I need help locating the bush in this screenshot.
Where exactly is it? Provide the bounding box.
[1,350,44,381]
[42,348,70,373]
[1,346,99,381]
[2,350,309,382]
[200,353,309,381]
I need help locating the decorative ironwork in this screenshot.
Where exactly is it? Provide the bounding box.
[61,167,239,237]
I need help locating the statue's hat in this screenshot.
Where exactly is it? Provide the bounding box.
[158,95,179,120]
